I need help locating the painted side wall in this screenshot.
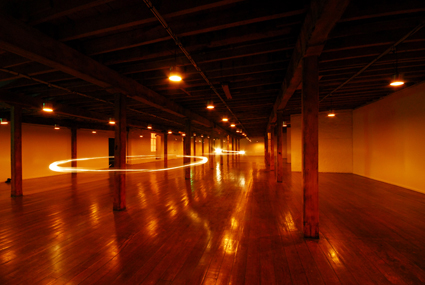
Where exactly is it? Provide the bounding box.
[291,110,353,173]
[0,124,11,182]
[353,82,425,194]
[77,129,113,170]
[0,125,114,181]
[241,137,263,156]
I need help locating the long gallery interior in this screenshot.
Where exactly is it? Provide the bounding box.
[1,0,425,284]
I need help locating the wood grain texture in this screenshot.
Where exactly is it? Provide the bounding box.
[277,113,284,183]
[113,93,126,211]
[302,55,319,238]
[1,156,425,284]
[264,132,270,170]
[10,106,22,197]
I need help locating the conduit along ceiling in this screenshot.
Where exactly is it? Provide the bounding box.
[0,0,424,138]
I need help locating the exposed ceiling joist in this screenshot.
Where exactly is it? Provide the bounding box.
[267,0,350,128]
[0,14,214,129]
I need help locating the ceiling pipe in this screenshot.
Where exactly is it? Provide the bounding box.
[142,0,248,136]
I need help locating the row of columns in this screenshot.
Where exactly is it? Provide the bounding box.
[265,56,319,239]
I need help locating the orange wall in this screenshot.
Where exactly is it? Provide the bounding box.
[353,82,425,194]
[0,124,11,182]
[241,137,264,156]
[76,129,113,169]
[291,110,353,173]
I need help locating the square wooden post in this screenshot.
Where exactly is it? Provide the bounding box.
[302,55,319,238]
[270,129,275,171]
[71,127,77,178]
[202,136,204,156]
[220,137,224,165]
[163,131,168,168]
[277,113,284,183]
[184,119,191,179]
[264,132,270,170]
[11,106,22,197]
[114,94,127,211]
[227,135,230,165]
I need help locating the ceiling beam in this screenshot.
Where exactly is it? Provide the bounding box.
[0,14,215,128]
[58,0,245,41]
[267,0,350,127]
[82,6,304,56]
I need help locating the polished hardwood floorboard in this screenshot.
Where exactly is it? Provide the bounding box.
[1,156,425,284]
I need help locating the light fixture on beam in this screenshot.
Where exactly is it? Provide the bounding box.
[327,110,336,117]
[230,124,236,128]
[92,130,97,134]
[147,124,152,129]
[109,118,116,125]
[54,124,60,130]
[0,118,9,125]
[390,74,404,86]
[169,66,182,82]
[283,121,287,127]
[168,130,172,134]
[42,102,53,112]
[206,100,215,109]
[222,117,228,122]
[181,133,186,137]
[139,135,143,138]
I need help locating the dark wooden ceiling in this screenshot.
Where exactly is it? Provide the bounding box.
[0,0,424,138]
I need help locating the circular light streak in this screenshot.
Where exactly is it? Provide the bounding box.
[49,155,208,173]
[213,148,245,155]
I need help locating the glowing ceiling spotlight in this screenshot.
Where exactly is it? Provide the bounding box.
[230,124,236,127]
[54,124,60,130]
[0,118,9,125]
[168,130,172,134]
[206,100,215,109]
[42,102,53,112]
[327,110,336,117]
[147,124,152,129]
[222,117,228,122]
[169,66,182,82]
[92,130,97,134]
[108,118,116,125]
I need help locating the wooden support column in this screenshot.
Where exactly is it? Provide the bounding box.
[270,129,275,171]
[113,93,127,211]
[209,130,214,169]
[184,119,191,179]
[11,106,22,197]
[193,135,196,157]
[227,135,230,165]
[277,113,284,183]
[201,136,204,156]
[232,136,235,162]
[163,131,168,168]
[71,128,77,178]
[302,55,319,238]
[220,137,224,165]
[264,132,270,170]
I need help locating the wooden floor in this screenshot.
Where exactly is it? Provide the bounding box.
[1,156,425,284]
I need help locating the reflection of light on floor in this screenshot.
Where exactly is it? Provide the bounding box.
[49,155,208,173]
[89,203,100,226]
[216,164,222,181]
[1,249,16,264]
[329,248,341,264]
[231,217,238,229]
[222,235,236,255]
[285,212,297,231]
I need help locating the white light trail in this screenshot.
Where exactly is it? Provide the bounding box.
[49,155,208,173]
